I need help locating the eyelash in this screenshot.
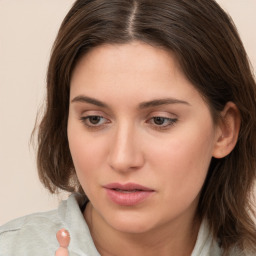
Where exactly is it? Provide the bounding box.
[147,117,178,130]
[80,116,109,129]
[79,115,177,130]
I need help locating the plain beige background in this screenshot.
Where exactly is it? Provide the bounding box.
[0,0,255,225]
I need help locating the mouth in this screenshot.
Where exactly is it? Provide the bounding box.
[103,183,155,206]
[111,188,144,193]
[104,182,154,191]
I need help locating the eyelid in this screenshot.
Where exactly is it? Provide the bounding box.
[80,109,107,116]
[146,111,178,119]
[80,109,111,121]
[79,114,111,130]
[147,116,177,124]
[146,112,178,130]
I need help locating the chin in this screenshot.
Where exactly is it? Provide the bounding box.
[103,209,159,234]
[110,219,153,234]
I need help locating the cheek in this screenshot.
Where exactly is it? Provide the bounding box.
[148,123,215,201]
[67,121,105,184]
[68,135,105,200]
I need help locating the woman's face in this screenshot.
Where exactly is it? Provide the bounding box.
[68,42,219,234]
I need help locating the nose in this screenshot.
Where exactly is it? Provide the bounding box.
[107,123,144,173]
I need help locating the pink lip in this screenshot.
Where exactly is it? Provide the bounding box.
[103,183,155,206]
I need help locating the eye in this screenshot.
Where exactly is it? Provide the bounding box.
[80,115,109,128]
[147,116,177,129]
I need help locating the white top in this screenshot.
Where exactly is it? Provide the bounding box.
[0,193,223,256]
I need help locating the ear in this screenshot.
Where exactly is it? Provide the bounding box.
[212,102,241,159]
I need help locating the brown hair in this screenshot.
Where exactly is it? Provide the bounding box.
[37,0,256,254]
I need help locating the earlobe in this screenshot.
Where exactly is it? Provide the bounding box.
[212,102,241,159]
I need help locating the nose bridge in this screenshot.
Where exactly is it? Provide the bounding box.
[108,120,143,172]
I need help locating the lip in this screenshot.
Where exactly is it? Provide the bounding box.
[103,183,155,206]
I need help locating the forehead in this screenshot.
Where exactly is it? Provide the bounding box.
[70,41,205,108]
[71,41,182,80]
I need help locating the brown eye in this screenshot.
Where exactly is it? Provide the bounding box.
[147,116,178,130]
[153,117,166,125]
[88,116,102,125]
[80,115,109,128]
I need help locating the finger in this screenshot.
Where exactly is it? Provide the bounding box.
[56,229,70,248]
[55,247,69,256]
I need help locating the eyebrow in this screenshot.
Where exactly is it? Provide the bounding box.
[71,95,190,109]
[138,98,190,109]
[71,95,108,108]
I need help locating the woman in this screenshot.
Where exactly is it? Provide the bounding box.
[0,0,255,255]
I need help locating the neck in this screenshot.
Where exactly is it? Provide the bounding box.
[84,203,200,256]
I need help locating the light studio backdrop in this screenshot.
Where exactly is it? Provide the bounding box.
[0,0,255,225]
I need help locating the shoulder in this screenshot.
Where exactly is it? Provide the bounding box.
[0,209,62,255]
[0,193,99,256]
[192,219,255,256]
[227,246,256,256]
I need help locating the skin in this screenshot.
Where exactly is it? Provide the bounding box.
[67,41,240,256]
